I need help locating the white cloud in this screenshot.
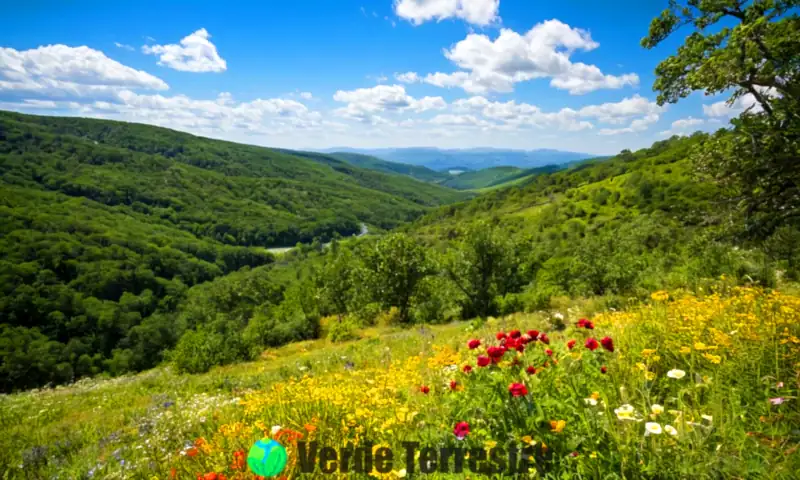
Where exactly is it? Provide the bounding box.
[0,44,168,101]
[114,42,134,51]
[395,72,421,83]
[577,94,663,123]
[598,113,659,136]
[703,94,762,118]
[299,91,313,100]
[702,87,778,118]
[658,116,704,136]
[142,28,227,73]
[419,20,638,94]
[394,0,500,26]
[333,84,446,123]
[452,94,661,133]
[429,113,491,127]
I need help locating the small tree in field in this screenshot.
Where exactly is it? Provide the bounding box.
[362,233,432,323]
[443,222,515,319]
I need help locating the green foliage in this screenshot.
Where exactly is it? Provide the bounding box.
[440,166,524,190]
[443,222,530,318]
[642,0,800,236]
[361,233,433,323]
[0,110,469,391]
[326,315,361,343]
[171,316,250,374]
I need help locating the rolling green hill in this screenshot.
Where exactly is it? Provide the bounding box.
[440,166,523,189]
[0,110,467,390]
[0,111,467,246]
[325,151,451,183]
[413,134,717,236]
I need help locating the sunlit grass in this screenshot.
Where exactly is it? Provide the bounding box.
[2,286,798,478]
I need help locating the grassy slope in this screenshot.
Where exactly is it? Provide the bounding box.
[2,287,798,478]
[440,166,524,189]
[412,134,716,238]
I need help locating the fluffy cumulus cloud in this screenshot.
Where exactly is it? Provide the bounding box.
[451,94,661,133]
[418,20,638,94]
[0,44,168,101]
[333,84,446,123]
[0,42,323,139]
[394,0,499,26]
[577,94,663,124]
[658,116,704,136]
[703,94,761,118]
[142,28,227,73]
[395,71,421,83]
[702,87,778,118]
[598,113,659,136]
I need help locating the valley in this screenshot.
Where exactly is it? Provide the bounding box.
[1,0,799,478]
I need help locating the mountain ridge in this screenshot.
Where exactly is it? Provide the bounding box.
[319,146,598,171]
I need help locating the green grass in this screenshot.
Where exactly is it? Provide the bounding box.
[2,286,798,478]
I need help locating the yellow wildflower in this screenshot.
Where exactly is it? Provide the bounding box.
[550,420,566,433]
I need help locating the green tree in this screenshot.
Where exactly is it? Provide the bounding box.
[362,234,432,323]
[642,0,800,236]
[443,223,515,319]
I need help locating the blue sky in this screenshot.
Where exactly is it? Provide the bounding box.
[0,0,744,155]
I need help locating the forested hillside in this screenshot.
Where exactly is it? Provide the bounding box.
[325,151,451,183]
[0,111,467,391]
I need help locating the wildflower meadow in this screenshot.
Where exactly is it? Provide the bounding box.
[1,284,798,479]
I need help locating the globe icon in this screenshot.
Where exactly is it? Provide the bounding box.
[247,439,288,477]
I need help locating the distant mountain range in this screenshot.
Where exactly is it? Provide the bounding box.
[321,147,597,172]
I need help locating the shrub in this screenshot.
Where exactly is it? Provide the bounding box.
[327,315,361,343]
[171,316,250,374]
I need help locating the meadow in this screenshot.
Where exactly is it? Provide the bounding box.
[2,283,798,479]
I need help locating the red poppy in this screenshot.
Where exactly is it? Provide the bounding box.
[453,421,470,440]
[600,365,608,374]
[545,349,553,357]
[477,355,491,367]
[511,357,521,366]
[570,452,579,458]
[186,447,198,457]
[567,339,576,350]
[526,366,537,375]
[496,332,507,340]
[600,336,614,352]
[468,339,481,349]
[505,338,524,352]
[450,380,458,390]
[462,365,473,373]
[199,474,226,480]
[577,318,595,329]
[527,330,540,340]
[509,383,528,397]
[539,333,550,345]
[509,330,522,339]
[231,450,246,470]
[585,338,599,351]
[487,346,505,361]
[419,385,430,394]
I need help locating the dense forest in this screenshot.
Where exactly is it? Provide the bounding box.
[0,112,468,391]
